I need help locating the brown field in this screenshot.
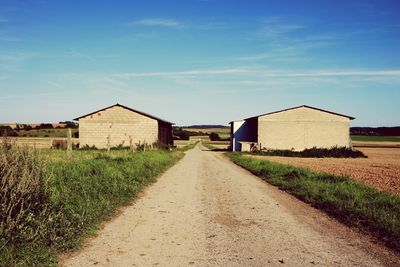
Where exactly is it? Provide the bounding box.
[353,141,400,148]
[248,147,400,195]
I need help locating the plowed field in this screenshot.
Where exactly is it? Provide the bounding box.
[250,148,400,195]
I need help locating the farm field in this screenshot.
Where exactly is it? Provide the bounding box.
[182,127,229,134]
[248,147,400,195]
[16,128,78,138]
[351,135,400,142]
[183,127,230,139]
[351,135,400,148]
[0,137,79,148]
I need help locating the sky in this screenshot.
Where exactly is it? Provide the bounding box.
[0,0,399,126]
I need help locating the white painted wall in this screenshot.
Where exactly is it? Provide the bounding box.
[230,120,246,151]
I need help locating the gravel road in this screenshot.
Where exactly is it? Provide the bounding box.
[62,144,399,267]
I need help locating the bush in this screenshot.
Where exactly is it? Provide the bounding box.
[172,128,205,140]
[39,124,53,129]
[209,132,220,141]
[0,126,18,137]
[52,140,68,149]
[253,146,367,158]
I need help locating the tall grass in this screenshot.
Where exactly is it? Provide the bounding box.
[0,140,184,266]
[227,152,400,252]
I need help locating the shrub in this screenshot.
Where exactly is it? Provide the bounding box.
[79,144,97,150]
[209,132,220,141]
[39,124,53,129]
[253,146,367,158]
[52,140,68,149]
[0,126,18,137]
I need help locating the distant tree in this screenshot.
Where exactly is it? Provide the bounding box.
[40,123,53,129]
[0,126,18,137]
[209,132,220,141]
[59,121,78,128]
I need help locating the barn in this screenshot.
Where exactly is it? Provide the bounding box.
[74,103,173,149]
[230,105,354,152]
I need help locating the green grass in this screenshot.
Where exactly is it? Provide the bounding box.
[0,144,187,266]
[215,132,230,139]
[202,142,216,150]
[202,142,229,152]
[227,152,400,252]
[351,135,400,142]
[178,141,199,151]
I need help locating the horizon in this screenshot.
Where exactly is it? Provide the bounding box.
[0,0,399,127]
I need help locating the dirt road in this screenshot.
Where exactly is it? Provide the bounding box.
[63,144,399,267]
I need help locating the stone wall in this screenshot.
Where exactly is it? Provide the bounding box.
[257,107,351,151]
[79,106,158,148]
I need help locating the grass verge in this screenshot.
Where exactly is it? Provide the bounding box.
[227,152,400,252]
[202,142,228,151]
[0,143,185,266]
[178,141,199,151]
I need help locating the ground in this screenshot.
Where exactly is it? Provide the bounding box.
[61,144,399,267]
[249,147,400,195]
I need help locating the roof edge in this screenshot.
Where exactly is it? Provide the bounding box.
[245,105,355,120]
[73,103,174,124]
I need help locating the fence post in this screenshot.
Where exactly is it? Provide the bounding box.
[129,136,133,153]
[107,134,111,153]
[67,128,72,160]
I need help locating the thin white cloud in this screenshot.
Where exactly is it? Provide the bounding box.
[129,18,183,29]
[112,68,400,79]
[0,52,36,70]
[256,16,306,39]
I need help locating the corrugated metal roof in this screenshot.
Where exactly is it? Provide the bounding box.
[73,103,174,124]
[245,105,355,120]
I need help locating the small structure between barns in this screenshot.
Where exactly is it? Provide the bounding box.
[74,103,173,149]
[230,105,354,152]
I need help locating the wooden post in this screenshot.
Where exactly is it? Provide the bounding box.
[129,136,133,153]
[67,128,72,160]
[107,134,111,153]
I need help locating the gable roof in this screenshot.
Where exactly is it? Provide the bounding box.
[245,105,355,120]
[73,103,174,124]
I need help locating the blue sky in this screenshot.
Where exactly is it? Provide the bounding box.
[0,0,399,126]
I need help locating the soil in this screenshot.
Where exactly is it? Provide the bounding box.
[62,144,399,267]
[251,147,400,195]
